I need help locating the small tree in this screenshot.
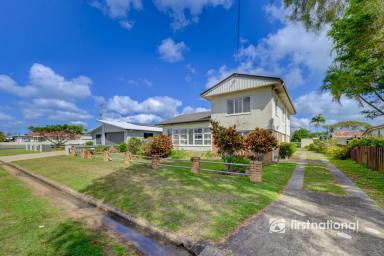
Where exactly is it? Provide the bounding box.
[310,114,326,132]
[291,127,312,142]
[244,128,278,161]
[144,135,173,158]
[211,120,243,159]
[127,137,143,155]
[0,131,5,142]
[28,124,83,147]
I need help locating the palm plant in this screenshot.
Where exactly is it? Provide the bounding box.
[310,114,326,132]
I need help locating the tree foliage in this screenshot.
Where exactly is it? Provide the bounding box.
[291,127,312,142]
[210,120,243,159]
[127,137,143,155]
[244,128,278,160]
[144,135,173,157]
[310,114,326,131]
[28,124,83,146]
[283,0,347,31]
[327,120,371,131]
[322,0,384,118]
[0,131,5,142]
[279,142,297,159]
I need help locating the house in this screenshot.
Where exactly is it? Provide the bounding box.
[362,124,384,138]
[90,119,163,146]
[159,73,296,156]
[331,131,362,145]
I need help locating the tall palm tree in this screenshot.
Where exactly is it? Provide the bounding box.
[310,114,326,132]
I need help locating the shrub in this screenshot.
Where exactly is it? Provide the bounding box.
[347,137,384,149]
[119,143,128,152]
[244,128,278,161]
[325,145,349,159]
[85,141,94,146]
[127,137,143,155]
[95,146,109,152]
[144,135,173,157]
[279,142,297,159]
[211,120,243,159]
[170,150,191,159]
[223,155,250,172]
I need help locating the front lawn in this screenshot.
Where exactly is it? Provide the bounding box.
[0,166,140,256]
[330,159,384,208]
[0,149,38,156]
[303,164,346,195]
[15,156,296,241]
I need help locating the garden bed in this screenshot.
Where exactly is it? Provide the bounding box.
[14,155,296,242]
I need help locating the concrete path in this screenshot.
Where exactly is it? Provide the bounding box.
[221,158,384,255]
[0,151,64,162]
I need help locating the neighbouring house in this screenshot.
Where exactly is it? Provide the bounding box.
[331,131,362,145]
[90,119,163,146]
[159,73,296,159]
[362,124,384,138]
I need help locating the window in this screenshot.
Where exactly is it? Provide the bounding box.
[166,129,172,136]
[172,129,179,145]
[144,133,153,139]
[180,129,188,145]
[194,128,203,145]
[188,129,194,144]
[203,128,211,145]
[227,96,251,114]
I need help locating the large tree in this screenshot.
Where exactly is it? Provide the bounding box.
[28,124,83,147]
[284,0,384,118]
[291,127,312,142]
[328,120,371,131]
[310,114,326,131]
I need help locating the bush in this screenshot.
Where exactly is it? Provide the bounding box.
[279,142,297,159]
[144,135,173,158]
[119,143,128,152]
[325,145,349,159]
[223,155,250,172]
[347,137,384,149]
[307,140,337,154]
[127,137,143,155]
[95,146,109,152]
[211,120,243,159]
[85,141,94,146]
[170,150,191,159]
[244,128,278,160]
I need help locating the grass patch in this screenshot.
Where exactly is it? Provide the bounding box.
[304,164,346,195]
[15,156,296,241]
[0,149,38,156]
[0,166,139,256]
[330,159,384,208]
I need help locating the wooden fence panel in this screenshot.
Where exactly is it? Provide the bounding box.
[350,146,384,172]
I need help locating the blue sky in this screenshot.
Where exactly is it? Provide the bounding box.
[0,0,380,134]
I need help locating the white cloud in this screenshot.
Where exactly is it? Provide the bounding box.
[0,63,92,101]
[119,114,164,124]
[0,111,12,121]
[182,106,210,114]
[154,0,233,30]
[158,38,188,63]
[91,0,142,30]
[107,95,182,117]
[125,78,152,86]
[206,3,332,89]
[185,64,196,82]
[292,91,384,130]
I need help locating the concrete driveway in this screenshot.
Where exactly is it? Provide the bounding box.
[0,151,64,163]
[221,159,384,256]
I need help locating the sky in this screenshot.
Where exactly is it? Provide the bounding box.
[0,0,382,134]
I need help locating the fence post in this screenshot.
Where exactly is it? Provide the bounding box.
[70,146,76,156]
[86,150,92,159]
[124,152,132,165]
[103,151,110,161]
[152,155,160,170]
[191,157,200,174]
[249,161,262,183]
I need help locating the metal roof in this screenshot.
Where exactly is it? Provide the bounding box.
[158,111,211,125]
[97,119,163,132]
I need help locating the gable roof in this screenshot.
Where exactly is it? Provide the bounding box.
[362,124,384,136]
[201,73,296,115]
[97,119,163,132]
[158,111,211,125]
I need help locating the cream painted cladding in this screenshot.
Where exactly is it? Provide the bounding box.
[161,121,212,151]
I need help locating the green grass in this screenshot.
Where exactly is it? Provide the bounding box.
[15,156,296,241]
[0,166,139,256]
[330,159,384,208]
[0,149,39,156]
[304,164,346,195]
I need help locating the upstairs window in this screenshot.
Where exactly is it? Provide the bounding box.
[227,96,251,114]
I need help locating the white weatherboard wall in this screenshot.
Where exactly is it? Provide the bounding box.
[161,121,211,151]
[272,92,291,141]
[210,87,274,131]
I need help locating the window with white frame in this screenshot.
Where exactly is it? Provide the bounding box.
[227,96,251,114]
[203,128,211,145]
[180,129,188,145]
[194,128,203,145]
[172,129,179,145]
